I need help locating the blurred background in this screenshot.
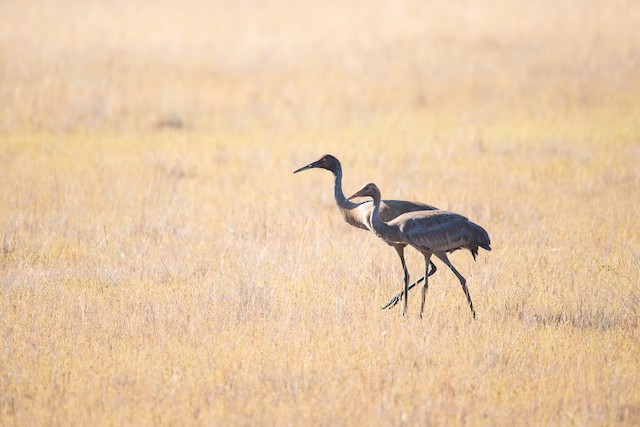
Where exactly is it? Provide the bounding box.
[1,2,640,425]
[1,0,639,134]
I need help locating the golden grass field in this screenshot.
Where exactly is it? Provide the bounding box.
[1,0,640,425]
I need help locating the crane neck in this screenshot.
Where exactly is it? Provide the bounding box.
[333,165,358,209]
[370,191,400,238]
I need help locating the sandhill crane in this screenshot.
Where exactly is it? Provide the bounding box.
[294,154,439,302]
[348,183,491,319]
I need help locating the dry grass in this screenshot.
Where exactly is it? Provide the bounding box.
[1,0,640,425]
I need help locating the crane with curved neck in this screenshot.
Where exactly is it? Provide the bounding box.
[348,182,491,318]
[294,154,438,305]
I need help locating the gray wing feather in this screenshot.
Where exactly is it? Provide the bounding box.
[400,212,470,251]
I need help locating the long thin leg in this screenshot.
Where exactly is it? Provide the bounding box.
[381,262,437,309]
[420,253,433,318]
[393,245,410,316]
[394,245,410,298]
[434,252,476,319]
[381,276,422,310]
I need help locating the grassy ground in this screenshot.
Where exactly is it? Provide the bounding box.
[1,0,640,425]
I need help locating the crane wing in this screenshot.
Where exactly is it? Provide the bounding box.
[344,199,438,232]
[398,211,475,252]
[379,199,438,222]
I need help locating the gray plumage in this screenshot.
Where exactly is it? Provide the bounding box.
[398,210,491,260]
[348,182,491,319]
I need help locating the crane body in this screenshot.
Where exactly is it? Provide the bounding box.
[349,183,491,318]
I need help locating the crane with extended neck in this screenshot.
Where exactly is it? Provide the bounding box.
[294,154,439,305]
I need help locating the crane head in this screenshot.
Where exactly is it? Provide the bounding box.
[293,154,340,174]
[347,182,380,200]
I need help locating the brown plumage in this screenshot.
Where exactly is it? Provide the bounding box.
[348,182,491,319]
[294,154,439,299]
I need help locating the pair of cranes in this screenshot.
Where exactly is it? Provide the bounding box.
[294,154,491,319]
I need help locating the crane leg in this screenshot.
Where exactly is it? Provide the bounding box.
[393,246,410,316]
[434,252,476,319]
[381,262,437,310]
[420,253,433,318]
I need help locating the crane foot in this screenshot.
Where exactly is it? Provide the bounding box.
[380,294,401,310]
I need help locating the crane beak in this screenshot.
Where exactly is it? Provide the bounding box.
[293,160,320,174]
[347,189,364,200]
